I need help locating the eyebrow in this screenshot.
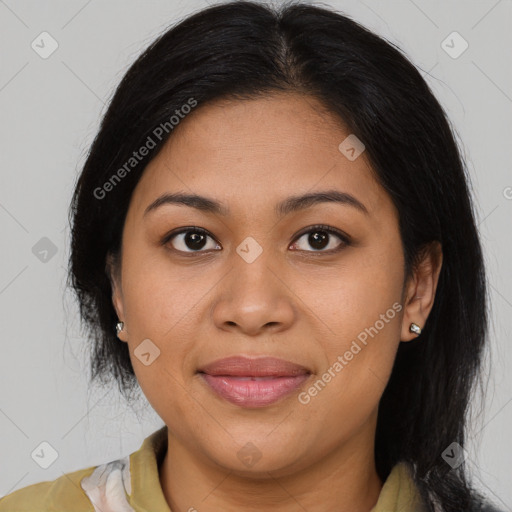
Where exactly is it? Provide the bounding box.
[143,189,369,218]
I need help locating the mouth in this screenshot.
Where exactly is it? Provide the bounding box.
[197,356,311,408]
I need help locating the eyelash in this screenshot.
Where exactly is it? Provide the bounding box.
[161,224,351,256]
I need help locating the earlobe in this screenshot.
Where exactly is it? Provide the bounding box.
[115,321,128,342]
[400,241,443,342]
[106,252,128,342]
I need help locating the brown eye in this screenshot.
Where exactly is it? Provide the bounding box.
[165,228,221,253]
[290,225,350,253]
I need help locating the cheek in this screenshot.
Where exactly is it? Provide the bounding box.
[117,247,209,392]
[303,240,404,401]
[299,294,402,439]
[120,243,211,337]
[313,281,402,393]
[314,240,404,340]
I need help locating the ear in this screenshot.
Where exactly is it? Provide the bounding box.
[401,241,443,342]
[106,252,128,343]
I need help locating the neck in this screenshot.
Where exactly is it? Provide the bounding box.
[159,415,383,512]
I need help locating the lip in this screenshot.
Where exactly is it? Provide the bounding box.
[198,356,310,377]
[198,356,311,408]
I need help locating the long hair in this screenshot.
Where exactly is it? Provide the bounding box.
[68,2,490,510]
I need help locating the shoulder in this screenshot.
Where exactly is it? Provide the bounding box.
[0,465,97,512]
[0,426,167,512]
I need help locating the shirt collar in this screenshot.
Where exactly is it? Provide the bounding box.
[128,425,170,512]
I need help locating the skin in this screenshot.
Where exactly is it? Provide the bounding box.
[109,92,443,512]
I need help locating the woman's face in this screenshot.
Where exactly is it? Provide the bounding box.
[110,93,436,477]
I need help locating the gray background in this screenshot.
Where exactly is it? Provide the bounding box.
[0,0,511,509]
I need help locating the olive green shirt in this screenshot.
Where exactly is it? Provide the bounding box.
[0,425,426,511]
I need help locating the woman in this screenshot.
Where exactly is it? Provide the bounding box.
[0,1,503,511]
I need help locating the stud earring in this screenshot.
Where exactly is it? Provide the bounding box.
[409,322,422,335]
[116,322,124,335]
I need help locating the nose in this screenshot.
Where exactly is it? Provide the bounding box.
[211,251,296,337]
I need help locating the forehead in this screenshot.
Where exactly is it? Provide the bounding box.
[128,93,393,220]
